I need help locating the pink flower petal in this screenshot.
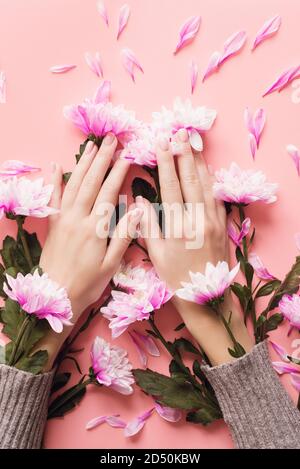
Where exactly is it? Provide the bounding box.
[287,144,300,176]
[128,331,147,368]
[295,233,300,251]
[174,16,201,55]
[218,30,247,65]
[252,15,281,51]
[133,330,160,357]
[291,373,300,391]
[0,71,6,104]
[86,415,107,430]
[49,64,77,74]
[244,107,254,135]
[272,361,300,375]
[248,252,275,280]
[253,108,266,146]
[85,52,103,78]
[124,408,154,437]
[121,48,144,83]
[228,218,250,246]
[202,51,221,82]
[97,1,109,27]
[240,217,251,240]
[155,402,182,422]
[249,133,257,159]
[93,80,111,104]
[263,65,300,96]
[0,160,40,178]
[270,341,289,362]
[86,414,126,430]
[117,4,130,40]
[190,60,198,94]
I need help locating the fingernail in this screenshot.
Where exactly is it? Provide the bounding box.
[135,195,144,204]
[159,137,169,151]
[104,133,115,145]
[85,140,94,152]
[129,207,143,221]
[178,128,189,142]
[51,162,57,173]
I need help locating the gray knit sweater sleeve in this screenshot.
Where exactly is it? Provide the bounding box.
[202,340,300,449]
[0,364,54,449]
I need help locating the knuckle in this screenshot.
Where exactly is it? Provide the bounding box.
[182,172,199,185]
[164,177,180,191]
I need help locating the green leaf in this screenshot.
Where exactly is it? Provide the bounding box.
[265,313,283,332]
[186,406,222,425]
[0,345,5,364]
[15,350,48,375]
[169,360,187,384]
[21,231,42,266]
[1,299,26,341]
[0,263,7,299]
[47,378,87,419]
[173,338,201,356]
[287,356,300,365]
[51,372,72,394]
[255,280,281,299]
[131,177,157,203]
[228,342,246,358]
[245,262,254,286]
[0,236,28,273]
[63,172,72,184]
[174,322,185,331]
[268,256,300,311]
[133,368,203,410]
[231,282,251,310]
[21,319,49,356]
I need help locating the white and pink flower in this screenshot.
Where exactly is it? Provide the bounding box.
[121,126,157,167]
[213,162,278,205]
[0,176,57,219]
[248,253,275,281]
[0,160,40,178]
[279,294,300,330]
[91,336,134,395]
[3,270,73,333]
[176,261,240,306]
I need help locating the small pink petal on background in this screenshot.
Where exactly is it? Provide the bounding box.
[270,341,289,362]
[218,30,247,65]
[228,218,251,246]
[248,252,275,280]
[252,15,281,51]
[291,373,300,391]
[202,51,221,82]
[0,71,6,103]
[244,108,266,158]
[133,330,160,356]
[249,133,257,159]
[49,64,76,74]
[0,160,40,178]
[97,0,109,27]
[121,48,144,83]
[263,65,300,96]
[272,361,300,375]
[124,408,154,437]
[129,331,147,368]
[85,52,103,78]
[286,144,300,176]
[295,233,300,251]
[117,4,130,40]
[93,80,111,104]
[190,60,198,94]
[86,414,126,430]
[155,403,182,422]
[174,16,201,55]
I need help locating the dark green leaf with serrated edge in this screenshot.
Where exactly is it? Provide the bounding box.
[1,299,26,341]
[169,360,187,383]
[255,280,281,299]
[15,350,48,375]
[51,372,72,394]
[186,406,222,425]
[47,377,87,419]
[173,338,201,355]
[174,322,185,331]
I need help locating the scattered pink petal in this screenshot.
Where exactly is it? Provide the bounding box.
[0,71,6,104]
[249,133,257,159]
[49,64,77,74]
[0,160,40,178]
[228,218,251,246]
[245,108,266,158]
[202,51,221,82]
[273,361,300,375]
[295,233,300,251]
[86,414,126,430]
[291,373,300,391]
[124,408,154,437]
[121,48,144,83]
[133,330,160,357]
[263,65,300,96]
[155,403,182,422]
[286,144,300,176]
[128,331,147,368]
[248,252,275,280]
[97,1,109,27]
[117,4,130,40]
[252,15,281,51]
[93,80,111,104]
[189,60,198,94]
[270,341,289,362]
[174,16,201,55]
[85,52,103,78]
[218,30,247,65]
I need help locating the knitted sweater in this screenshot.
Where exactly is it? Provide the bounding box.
[1,341,300,449]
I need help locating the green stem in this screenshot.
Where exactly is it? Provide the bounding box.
[8,315,31,366]
[212,305,245,356]
[238,206,248,261]
[47,377,92,420]
[16,217,33,270]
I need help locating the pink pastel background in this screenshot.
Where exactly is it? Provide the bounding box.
[1,0,300,449]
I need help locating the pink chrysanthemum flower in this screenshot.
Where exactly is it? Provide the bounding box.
[63,80,140,145]
[90,336,134,395]
[0,176,57,219]
[152,97,217,152]
[121,126,157,168]
[279,294,300,330]
[4,270,73,333]
[213,162,278,205]
[0,160,40,178]
[176,261,240,306]
[102,265,172,338]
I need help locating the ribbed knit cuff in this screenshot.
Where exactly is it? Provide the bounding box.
[0,365,54,449]
[202,341,300,449]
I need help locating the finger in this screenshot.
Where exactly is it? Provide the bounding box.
[135,196,163,258]
[75,133,118,213]
[48,162,63,227]
[175,129,202,204]
[61,141,98,211]
[156,137,183,205]
[195,153,218,220]
[102,208,144,274]
[91,158,130,218]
